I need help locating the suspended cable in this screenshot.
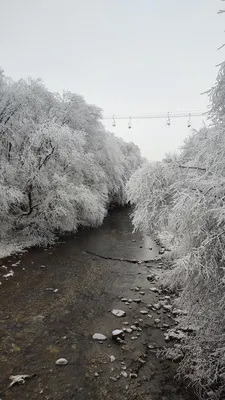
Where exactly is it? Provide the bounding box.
[103,110,207,120]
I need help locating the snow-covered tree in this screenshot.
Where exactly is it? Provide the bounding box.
[127,60,225,399]
[0,70,142,250]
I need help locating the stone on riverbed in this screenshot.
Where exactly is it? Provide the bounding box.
[130,373,138,378]
[130,325,137,330]
[149,287,159,293]
[92,333,107,341]
[153,303,161,310]
[133,298,141,304]
[55,358,68,365]
[112,329,124,340]
[125,328,133,334]
[140,310,148,315]
[111,309,126,317]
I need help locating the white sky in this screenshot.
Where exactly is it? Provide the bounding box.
[1,0,224,160]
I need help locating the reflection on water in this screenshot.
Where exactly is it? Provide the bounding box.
[75,208,158,261]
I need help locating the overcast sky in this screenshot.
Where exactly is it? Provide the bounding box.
[1,0,224,160]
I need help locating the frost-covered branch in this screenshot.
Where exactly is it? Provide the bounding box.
[38,142,55,170]
[19,185,40,217]
[178,164,206,172]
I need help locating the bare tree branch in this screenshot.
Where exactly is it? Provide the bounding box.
[178,164,207,172]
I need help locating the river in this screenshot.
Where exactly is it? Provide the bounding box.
[0,207,196,400]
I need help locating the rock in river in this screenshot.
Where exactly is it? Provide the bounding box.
[149,287,159,293]
[125,327,133,334]
[112,329,124,340]
[92,333,107,341]
[55,358,68,365]
[111,309,126,317]
[153,303,161,310]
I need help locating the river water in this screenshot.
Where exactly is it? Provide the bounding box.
[0,207,196,400]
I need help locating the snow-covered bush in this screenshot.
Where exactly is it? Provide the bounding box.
[0,69,142,251]
[127,61,225,399]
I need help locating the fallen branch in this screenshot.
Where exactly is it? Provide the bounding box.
[85,250,153,264]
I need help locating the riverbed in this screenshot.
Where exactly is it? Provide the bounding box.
[0,208,195,400]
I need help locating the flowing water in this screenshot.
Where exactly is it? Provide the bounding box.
[0,208,196,400]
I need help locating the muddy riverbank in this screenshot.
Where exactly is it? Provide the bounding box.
[0,208,196,400]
